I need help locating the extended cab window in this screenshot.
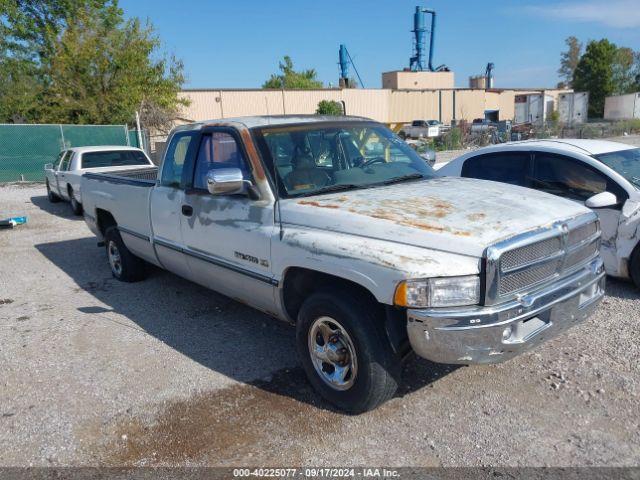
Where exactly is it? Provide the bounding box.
[461,152,530,186]
[81,150,149,169]
[532,153,627,203]
[193,132,251,190]
[161,131,197,187]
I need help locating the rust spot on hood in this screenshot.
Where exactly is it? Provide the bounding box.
[367,209,471,236]
[295,192,472,235]
[298,200,341,209]
[350,198,469,236]
[467,212,486,221]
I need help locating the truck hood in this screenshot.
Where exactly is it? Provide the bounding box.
[279,177,590,258]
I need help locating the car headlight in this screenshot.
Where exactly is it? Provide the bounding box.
[394,275,480,308]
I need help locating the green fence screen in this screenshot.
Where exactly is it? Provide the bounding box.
[0,124,145,182]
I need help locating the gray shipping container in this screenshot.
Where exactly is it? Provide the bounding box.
[604,92,640,120]
[514,93,554,125]
[558,92,588,124]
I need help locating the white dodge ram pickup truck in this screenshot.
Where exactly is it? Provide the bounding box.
[80,115,605,412]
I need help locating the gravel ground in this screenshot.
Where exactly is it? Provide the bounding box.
[1,179,639,467]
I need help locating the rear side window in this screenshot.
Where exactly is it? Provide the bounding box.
[533,153,627,203]
[81,150,149,169]
[461,152,530,186]
[161,131,198,187]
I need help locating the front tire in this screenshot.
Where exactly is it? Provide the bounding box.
[104,227,147,282]
[69,187,83,215]
[296,289,400,413]
[629,244,640,288]
[46,181,60,203]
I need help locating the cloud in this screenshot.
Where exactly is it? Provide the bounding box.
[526,0,640,28]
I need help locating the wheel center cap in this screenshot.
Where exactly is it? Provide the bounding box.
[324,338,347,364]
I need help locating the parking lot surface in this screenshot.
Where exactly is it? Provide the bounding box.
[1,183,639,467]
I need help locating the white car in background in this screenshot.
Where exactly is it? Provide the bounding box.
[439,139,640,286]
[44,146,154,215]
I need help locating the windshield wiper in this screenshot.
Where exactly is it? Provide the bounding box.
[297,183,362,197]
[379,173,425,186]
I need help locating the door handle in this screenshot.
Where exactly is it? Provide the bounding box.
[181,205,193,217]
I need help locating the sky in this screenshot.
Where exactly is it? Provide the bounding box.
[119,0,640,90]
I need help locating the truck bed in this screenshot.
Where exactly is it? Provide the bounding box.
[81,167,158,260]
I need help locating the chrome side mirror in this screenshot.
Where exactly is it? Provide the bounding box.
[44,163,54,171]
[206,168,246,195]
[585,191,618,209]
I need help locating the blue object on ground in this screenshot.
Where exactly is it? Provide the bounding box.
[0,216,27,228]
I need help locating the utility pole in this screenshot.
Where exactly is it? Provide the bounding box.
[135,111,144,150]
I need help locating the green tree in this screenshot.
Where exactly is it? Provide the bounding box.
[0,0,186,128]
[558,36,583,88]
[316,100,344,115]
[573,39,618,118]
[612,47,640,94]
[263,56,323,89]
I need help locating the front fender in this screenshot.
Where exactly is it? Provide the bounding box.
[614,200,640,276]
[272,226,480,305]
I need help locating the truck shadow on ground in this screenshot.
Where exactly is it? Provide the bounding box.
[604,277,640,300]
[35,236,457,414]
[31,195,83,220]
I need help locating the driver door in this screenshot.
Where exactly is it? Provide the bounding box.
[531,152,628,272]
[180,127,278,314]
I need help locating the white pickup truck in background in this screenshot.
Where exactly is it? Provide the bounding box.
[80,115,605,412]
[399,120,444,139]
[44,146,154,215]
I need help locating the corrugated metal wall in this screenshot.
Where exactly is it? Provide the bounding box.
[179,88,570,125]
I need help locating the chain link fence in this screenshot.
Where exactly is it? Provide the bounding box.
[416,119,640,153]
[0,124,147,183]
[516,119,640,141]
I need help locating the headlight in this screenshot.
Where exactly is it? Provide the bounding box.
[394,275,480,308]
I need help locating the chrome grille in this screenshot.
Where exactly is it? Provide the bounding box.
[568,221,598,246]
[566,239,599,269]
[499,260,560,296]
[486,216,601,303]
[500,236,562,271]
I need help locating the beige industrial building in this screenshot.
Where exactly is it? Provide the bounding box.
[177,85,571,128]
[381,70,455,90]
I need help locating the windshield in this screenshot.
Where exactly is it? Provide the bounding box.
[593,148,640,189]
[256,122,436,198]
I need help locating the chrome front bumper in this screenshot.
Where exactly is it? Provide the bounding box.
[407,258,605,364]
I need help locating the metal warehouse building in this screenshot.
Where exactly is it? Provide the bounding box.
[177,86,572,128]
